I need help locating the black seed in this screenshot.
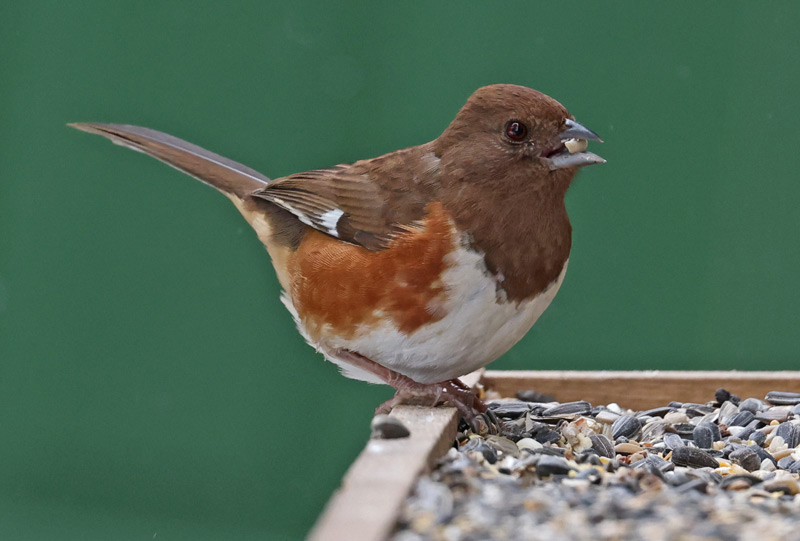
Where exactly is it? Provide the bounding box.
[777,456,796,470]
[515,389,556,403]
[753,446,777,466]
[729,447,761,472]
[487,401,531,418]
[671,447,719,469]
[530,446,566,457]
[664,433,686,450]
[541,400,592,417]
[531,427,561,445]
[633,454,674,474]
[631,459,667,481]
[589,434,614,458]
[708,423,722,442]
[756,408,792,423]
[715,388,731,404]
[461,438,498,464]
[577,467,603,484]
[676,478,711,494]
[776,423,799,448]
[575,451,603,467]
[739,397,766,413]
[686,404,716,418]
[612,415,642,439]
[665,469,691,487]
[637,406,675,418]
[727,411,755,427]
[672,423,696,436]
[499,419,526,442]
[692,424,714,449]
[746,419,763,430]
[750,431,767,446]
[765,391,800,406]
[535,455,575,477]
[720,474,763,489]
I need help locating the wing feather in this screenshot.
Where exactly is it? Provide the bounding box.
[251,146,440,250]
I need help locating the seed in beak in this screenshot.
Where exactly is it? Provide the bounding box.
[564,138,588,154]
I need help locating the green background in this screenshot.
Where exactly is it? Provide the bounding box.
[2,2,798,539]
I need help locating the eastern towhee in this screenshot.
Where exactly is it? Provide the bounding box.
[71,84,604,428]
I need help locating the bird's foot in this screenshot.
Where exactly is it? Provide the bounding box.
[337,350,498,434]
[375,380,498,435]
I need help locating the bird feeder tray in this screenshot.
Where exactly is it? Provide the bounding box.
[310,369,800,541]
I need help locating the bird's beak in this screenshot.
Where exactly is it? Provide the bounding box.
[544,118,606,170]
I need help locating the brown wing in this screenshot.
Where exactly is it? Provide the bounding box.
[251,144,440,251]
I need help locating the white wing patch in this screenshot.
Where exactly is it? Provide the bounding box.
[319,209,344,237]
[270,196,344,238]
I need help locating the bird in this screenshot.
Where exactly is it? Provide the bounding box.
[70,84,604,427]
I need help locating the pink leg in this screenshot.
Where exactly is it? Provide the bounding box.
[337,350,497,433]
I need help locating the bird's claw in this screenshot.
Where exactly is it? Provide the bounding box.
[375,378,500,435]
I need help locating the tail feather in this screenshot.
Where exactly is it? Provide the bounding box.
[69,123,270,198]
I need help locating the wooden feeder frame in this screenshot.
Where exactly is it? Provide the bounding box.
[310,370,800,541]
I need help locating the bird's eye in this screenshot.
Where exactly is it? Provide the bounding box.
[504,120,528,142]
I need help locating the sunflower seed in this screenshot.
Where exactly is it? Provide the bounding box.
[671,447,719,469]
[461,438,498,464]
[720,474,762,490]
[672,423,696,436]
[756,406,793,423]
[765,391,800,406]
[611,415,642,440]
[750,430,767,446]
[515,389,556,403]
[715,388,732,404]
[739,397,767,413]
[589,434,614,458]
[485,435,520,457]
[727,411,755,427]
[663,432,686,450]
[637,406,675,418]
[692,424,714,449]
[640,419,666,443]
[775,422,799,448]
[535,455,575,477]
[541,400,592,417]
[487,401,531,418]
[717,401,739,424]
[729,447,761,472]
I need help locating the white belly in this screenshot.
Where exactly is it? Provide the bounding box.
[282,246,568,385]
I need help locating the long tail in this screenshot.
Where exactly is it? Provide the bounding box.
[69,123,270,199]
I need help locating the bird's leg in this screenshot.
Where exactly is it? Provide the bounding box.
[438,378,500,431]
[337,350,497,433]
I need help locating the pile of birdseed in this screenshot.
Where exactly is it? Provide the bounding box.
[392,389,800,541]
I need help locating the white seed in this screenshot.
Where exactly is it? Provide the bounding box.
[564,138,588,154]
[516,438,543,452]
[664,411,690,425]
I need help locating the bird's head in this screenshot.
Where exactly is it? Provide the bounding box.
[436,84,604,189]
